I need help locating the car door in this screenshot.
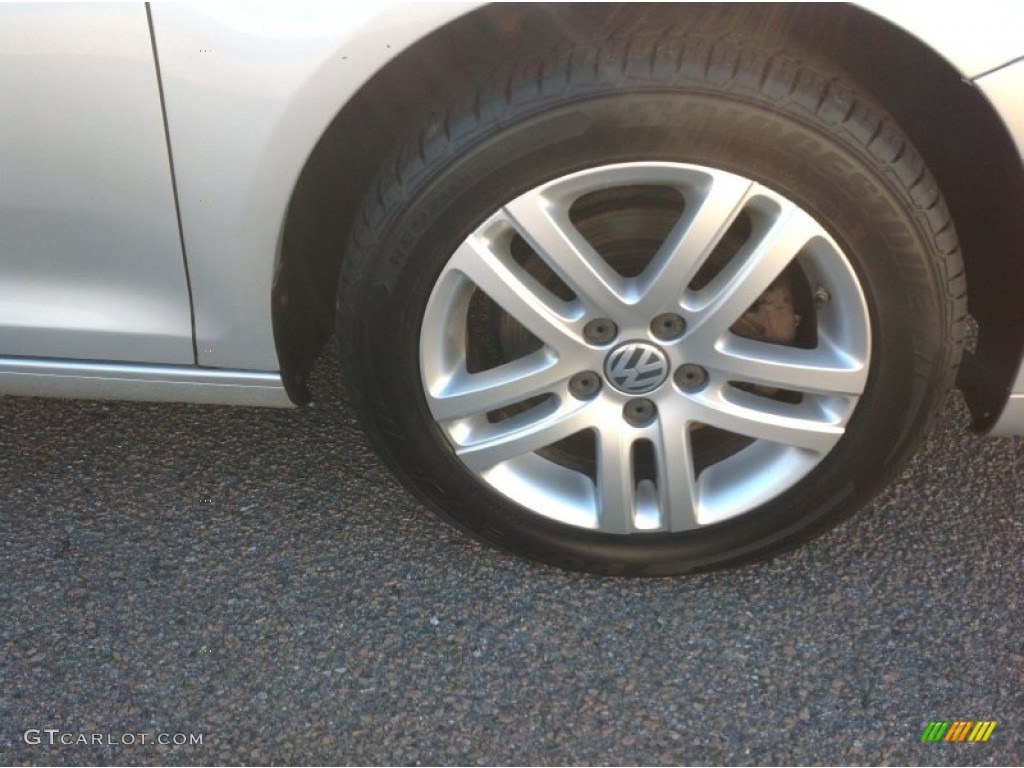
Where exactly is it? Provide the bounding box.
[0,3,194,365]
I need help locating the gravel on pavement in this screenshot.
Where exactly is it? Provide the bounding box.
[1,348,1021,766]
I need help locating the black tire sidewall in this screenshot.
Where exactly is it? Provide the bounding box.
[343,89,949,575]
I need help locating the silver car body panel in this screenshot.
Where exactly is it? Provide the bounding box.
[858,1,1024,78]
[150,2,470,371]
[989,358,1024,437]
[976,59,1024,160]
[0,358,291,408]
[0,4,194,365]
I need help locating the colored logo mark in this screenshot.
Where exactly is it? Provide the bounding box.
[921,720,997,742]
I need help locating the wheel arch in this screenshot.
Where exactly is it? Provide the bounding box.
[274,2,1023,426]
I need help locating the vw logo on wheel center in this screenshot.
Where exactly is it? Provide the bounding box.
[604,341,670,394]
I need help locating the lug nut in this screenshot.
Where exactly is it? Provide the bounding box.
[651,312,686,341]
[674,363,708,392]
[623,398,656,426]
[583,318,618,345]
[568,371,602,400]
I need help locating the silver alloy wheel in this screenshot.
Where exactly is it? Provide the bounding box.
[420,162,871,534]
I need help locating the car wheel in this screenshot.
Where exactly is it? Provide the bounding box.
[337,31,965,575]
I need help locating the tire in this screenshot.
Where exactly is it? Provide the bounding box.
[337,30,966,575]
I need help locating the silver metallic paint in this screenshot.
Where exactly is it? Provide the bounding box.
[989,359,1024,437]
[976,59,1024,161]
[149,2,472,371]
[858,1,1024,78]
[0,4,194,365]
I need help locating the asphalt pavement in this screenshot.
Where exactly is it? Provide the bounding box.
[1,348,1021,766]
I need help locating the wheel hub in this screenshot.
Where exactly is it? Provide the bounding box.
[603,341,670,395]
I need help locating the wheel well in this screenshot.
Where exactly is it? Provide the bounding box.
[274,2,1023,428]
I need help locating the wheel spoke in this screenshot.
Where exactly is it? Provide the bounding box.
[448,235,579,352]
[502,193,628,317]
[689,388,843,453]
[636,173,753,314]
[426,350,567,421]
[595,427,639,534]
[456,401,593,472]
[652,410,700,531]
[710,336,868,396]
[687,203,820,345]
